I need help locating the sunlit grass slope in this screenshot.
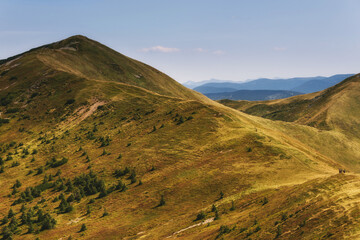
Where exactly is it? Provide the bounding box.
[0,36,359,239]
[219,74,360,134]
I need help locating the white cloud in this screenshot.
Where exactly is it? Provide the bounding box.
[273,46,287,51]
[140,46,180,53]
[213,50,225,55]
[194,48,208,53]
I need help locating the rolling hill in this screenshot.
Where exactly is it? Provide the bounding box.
[0,35,360,240]
[219,74,360,134]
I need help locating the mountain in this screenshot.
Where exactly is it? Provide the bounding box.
[205,89,303,101]
[291,74,354,93]
[219,74,360,135]
[181,79,232,89]
[1,36,360,239]
[219,73,360,173]
[193,74,354,94]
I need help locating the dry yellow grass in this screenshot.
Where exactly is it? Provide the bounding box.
[0,36,359,239]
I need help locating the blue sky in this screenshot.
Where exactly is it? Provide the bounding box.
[1,0,360,83]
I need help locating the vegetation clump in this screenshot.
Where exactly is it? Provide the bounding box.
[195,211,206,221]
[80,223,87,232]
[158,195,165,207]
[46,157,68,168]
[216,225,231,239]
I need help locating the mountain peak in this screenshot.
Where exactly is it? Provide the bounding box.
[1,35,209,103]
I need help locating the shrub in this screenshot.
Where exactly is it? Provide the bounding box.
[36,166,44,175]
[276,225,282,238]
[113,167,130,178]
[254,226,261,232]
[216,225,231,239]
[30,92,39,98]
[65,99,75,105]
[102,208,109,217]
[14,180,21,188]
[299,220,306,228]
[211,204,217,212]
[150,126,156,133]
[100,149,107,156]
[2,216,9,225]
[115,180,127,192]
[158,195,165,207]
[58,199,73,213]
[0,118,10,125]
[47,157,68,168]
[230,200,235,211]
[5,108,20,114]
[86,206,91,215]
[128,169,137,184]
[214,210,220,220]
[11,161,20,167]
[41,213,56,230]
[195,211,206,221]
[8,209,14,218]
[219,191,224,199]
[80,224,87,232]
[177,116,184,125]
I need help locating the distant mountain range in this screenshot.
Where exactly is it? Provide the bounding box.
[205,90,302,101]
[182,79,231,89]
[188,74,354,100]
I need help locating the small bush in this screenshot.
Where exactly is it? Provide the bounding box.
[230,200,235,211]
[214,210,220,220]
[80,224,87,232]
[65,99,75,105]
[47,157,68,168]
[211,204,217,212]
[216,225,231,239]
[102,208,109,217]
[219,191,224,199]
[195,211,206,221]
[158,195,165,207]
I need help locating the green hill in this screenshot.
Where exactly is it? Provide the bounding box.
[0,36,360,239]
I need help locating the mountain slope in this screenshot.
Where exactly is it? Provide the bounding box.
[0,35,208,104]
[0,36,360,240]
[219,74,360,134]
[291,74,354,93]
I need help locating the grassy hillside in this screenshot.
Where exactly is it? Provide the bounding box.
[219,74,360,134]
[0,36,359,240]
[0,35,209,104]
